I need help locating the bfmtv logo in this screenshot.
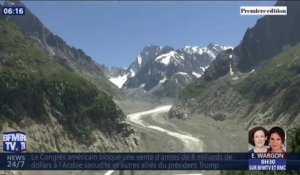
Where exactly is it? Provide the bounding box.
[3,131,26,153]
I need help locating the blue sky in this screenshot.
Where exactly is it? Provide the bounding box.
[23,1,275,68]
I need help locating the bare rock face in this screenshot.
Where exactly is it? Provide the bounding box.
[5,1,121,97]
[170,1,300,129]
[169,100,191,120]
[169,71,300,130]
[0,9,138,154]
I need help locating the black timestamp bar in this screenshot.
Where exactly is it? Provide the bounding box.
[2,7,25,16]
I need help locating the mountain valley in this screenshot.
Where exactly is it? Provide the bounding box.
[1,1,300,175]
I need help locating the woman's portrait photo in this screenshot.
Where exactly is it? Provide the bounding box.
[267,127,286,153]
[248,126,268,153]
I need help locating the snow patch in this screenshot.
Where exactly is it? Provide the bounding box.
[176,72,189,76]
[192,72,202,78]
[184,46,216,58]
[221,46,234,50]
[200,66,208,72]
[176,72,191,82]
[184,46,206,55]
[155,51,184,65]
[137,55,142,65]
[130,69,135,77]
[140,84,145,88]
[50,48,55,56]
[232,76,239,80]
[109,74,128,88]
[230,63,234,76]
[206,50,216,58]
[213,44,234,51]
[159,77,167,84]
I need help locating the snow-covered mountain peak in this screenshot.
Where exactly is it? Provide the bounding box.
[182,43,233,58]
[104,43,231,96]
[142,45,172,53]
[131,45,174,71]
[213,44,233,51]
[183,46,210,55]
[155,51,184,65]
[207,44,233,55]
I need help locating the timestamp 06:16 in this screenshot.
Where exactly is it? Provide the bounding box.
[2,7,25,16]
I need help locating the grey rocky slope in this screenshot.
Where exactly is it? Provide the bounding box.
[0,2,137,153]
[5,1,121,97]
[169,0,300,129]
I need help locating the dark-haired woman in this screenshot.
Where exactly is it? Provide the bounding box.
[268,127,286,153]
[248,126,268,153]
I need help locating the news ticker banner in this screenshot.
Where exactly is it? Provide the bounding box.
[0,153,300,170]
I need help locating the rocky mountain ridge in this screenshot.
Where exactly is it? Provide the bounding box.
[170,0,300,129]
[4,0,121,97]
[105,44,231,98]
[0,2,137,152]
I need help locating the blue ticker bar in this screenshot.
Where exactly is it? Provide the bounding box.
[0,153,299,170]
